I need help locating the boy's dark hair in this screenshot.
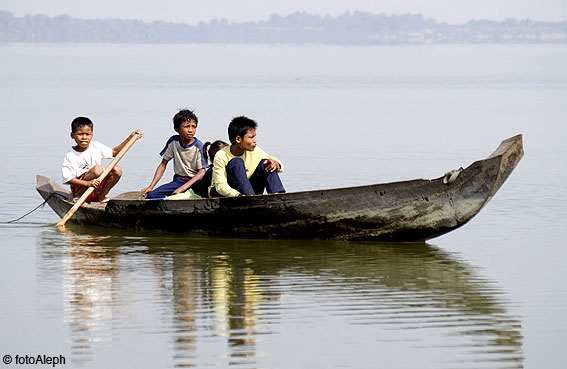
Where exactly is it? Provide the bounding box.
[228,116,258,144]
[173,109,198,129]
[71,116,93,132]
[203,140,229,163]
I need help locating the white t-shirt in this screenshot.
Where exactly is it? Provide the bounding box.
[61,141,113,183]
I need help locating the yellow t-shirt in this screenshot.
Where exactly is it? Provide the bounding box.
[210,145,284,197]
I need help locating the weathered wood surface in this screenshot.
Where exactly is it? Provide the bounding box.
[37,135,523,241]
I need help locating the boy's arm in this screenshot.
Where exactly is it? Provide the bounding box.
[113,129,143,157]
[171,168,206,195]
[66,177,102,189]
[142,159,168,195]
[62,153,101,187]
[212,154,240,197]
[256,147,284,173]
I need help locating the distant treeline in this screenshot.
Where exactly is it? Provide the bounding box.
[1,10,566,44]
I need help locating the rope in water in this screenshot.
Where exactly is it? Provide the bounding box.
[4,193,57,223]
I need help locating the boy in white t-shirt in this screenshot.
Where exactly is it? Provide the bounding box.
[61,116,142,202]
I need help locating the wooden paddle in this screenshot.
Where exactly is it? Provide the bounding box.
[56,133,140,227]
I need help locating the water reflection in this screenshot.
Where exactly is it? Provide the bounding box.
[37,227,523,368]
[47,227,122,365]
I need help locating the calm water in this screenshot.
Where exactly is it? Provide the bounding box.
[1,43,566,368]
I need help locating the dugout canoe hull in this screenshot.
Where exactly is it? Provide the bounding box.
[37,135,523,241]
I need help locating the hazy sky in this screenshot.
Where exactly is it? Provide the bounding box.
[2,0,566,24]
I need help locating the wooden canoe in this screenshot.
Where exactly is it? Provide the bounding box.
[37,134,523,241]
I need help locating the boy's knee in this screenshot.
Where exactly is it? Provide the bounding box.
[226,158,247,178]
[227,158,245,170]
[111,165,123,177]
[92,165,104,176]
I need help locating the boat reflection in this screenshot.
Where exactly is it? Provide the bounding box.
[37,226,523,368]
[45,226,123,366]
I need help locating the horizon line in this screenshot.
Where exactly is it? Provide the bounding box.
[2,9,566,26]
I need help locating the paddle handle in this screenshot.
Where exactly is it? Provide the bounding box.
[56,134,139,227]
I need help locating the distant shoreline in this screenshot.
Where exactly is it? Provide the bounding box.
[1,10,566,44]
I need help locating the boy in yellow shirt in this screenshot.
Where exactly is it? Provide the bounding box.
[210,116,285,197]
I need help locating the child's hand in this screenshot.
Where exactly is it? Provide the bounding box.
[141,186,152,195]
[89,179,101,188]
[263,159,281,172]
[172,186,187,195]
[131,129,143,140]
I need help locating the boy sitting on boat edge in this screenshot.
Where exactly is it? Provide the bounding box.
[209,116,285,197]
[61,116,142,203]
[142,109,208,199]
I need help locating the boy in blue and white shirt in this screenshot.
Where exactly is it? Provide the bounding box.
[142,109,208,199]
